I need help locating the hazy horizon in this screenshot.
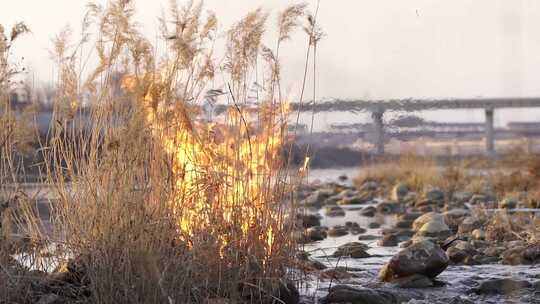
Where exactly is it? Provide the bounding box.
[3,0,540,128]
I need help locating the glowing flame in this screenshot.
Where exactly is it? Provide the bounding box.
[122,74,288,255]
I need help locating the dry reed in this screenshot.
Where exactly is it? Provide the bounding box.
[1,1,317,303]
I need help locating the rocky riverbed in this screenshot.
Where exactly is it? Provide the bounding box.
[295,170,540,304]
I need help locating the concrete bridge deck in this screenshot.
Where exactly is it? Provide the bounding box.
[290,97,540,112]
[291,97,540,155]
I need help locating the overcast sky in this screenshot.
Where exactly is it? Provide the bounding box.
[2,0,540,126]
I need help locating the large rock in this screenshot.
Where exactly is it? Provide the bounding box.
[414,219,452,242]
[321,285,419,304]
[412,213,444,232]
[379,240,448,282]
[333,242,371,259]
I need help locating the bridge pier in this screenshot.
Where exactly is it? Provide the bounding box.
[372,109,385,155]
[485,107,495,156]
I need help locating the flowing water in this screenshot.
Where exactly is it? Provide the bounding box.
[10,170,540,302]
[301,168,540,303]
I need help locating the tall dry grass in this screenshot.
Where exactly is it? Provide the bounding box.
[1,1,318,303]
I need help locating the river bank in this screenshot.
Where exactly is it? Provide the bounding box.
[296,167,540,303]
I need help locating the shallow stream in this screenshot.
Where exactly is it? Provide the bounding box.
[301,168,540,303]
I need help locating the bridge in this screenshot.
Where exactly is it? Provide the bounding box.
[290,97,540,155]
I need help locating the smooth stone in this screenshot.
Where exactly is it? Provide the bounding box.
[328,226,348,237]
[297,213,321,228]
[360,206,376,217]
[471,278,532,295]
[378,234,399,247]
[325,206,346,217]
[321,285,420,304]
[377,201,401,214]
[379,240,449,282]
[358,235,381,241]
[414,220,452,241]
[333,242,371,259]
[368,222,381,229]
[412,213,444,231]
[391,274,434,288]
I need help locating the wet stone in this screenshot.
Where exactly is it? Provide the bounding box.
[350,226,367,235]
[471,278,532,295]
[378,234,399,247]
[321,285,421,304]
[333,242,371,259]
[358,234,380,241]
[297,213,321,228]
[320,268,358,280]
[399,212,423,222]
[305,227,327,242]
[338,196,369,206]
[379,240,449,282]
[391,274,434,288]
[368,222,381,229]
[395,220,413,229]
[301,190,334,208]
[325,206,346,217]
[360,206,376,217]
[376,201,401,214]
[328,226,348,237]
[523,245,540,264]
